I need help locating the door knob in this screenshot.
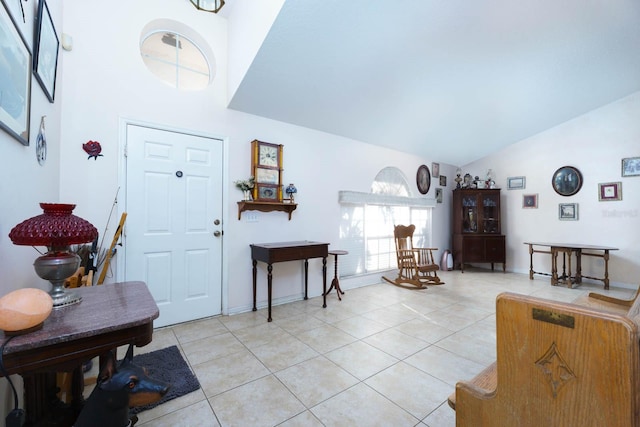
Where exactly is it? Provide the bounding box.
[213,219,220,225]
[213,230,222,237]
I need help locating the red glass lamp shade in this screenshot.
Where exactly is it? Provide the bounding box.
[9,203,97,249]
[9,204,98,308]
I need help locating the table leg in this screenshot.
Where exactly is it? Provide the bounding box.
[575,249,582,284]
[23,372,75,427]
[70,364,85,414]
[324,254,344,301]
[252,259,257,312]
[604,250,610,290]
[330,277,342,300]
[322,256,327,308]
[304,259,309,300]
[551,248,559,285]
[267,263,273,322]
[528,244,534,279]
[566,250,572,288]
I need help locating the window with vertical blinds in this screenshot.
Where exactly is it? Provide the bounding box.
[338,167,435,278]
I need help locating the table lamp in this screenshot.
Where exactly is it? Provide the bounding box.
[9,203,98,308]
[285,183,297,202]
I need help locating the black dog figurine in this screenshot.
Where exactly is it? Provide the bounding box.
[74,345,170,427]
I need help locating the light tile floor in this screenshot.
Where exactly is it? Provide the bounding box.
[129,269,634,427]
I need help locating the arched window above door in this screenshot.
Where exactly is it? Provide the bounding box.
[140,19,216,91]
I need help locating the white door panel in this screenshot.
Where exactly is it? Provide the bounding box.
[125,125,223,327]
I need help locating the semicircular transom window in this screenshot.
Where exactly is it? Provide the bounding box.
[371,167,412,197]
[141,31,210,90]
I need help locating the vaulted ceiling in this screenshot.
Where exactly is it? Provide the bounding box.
[227,1,640,166]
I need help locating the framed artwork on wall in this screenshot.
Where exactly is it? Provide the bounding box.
[559,203,578,220]
[435,188,443,203]
[0,0,32,146]
[431,162,440,178]
[522,194,538,208]
[507,176,525,190]
[552,166,583,196]
[439,175,446,186]
[416,164,431,194]
[598,182,622,201]
[33,0,59,102]
[621,157,640,177]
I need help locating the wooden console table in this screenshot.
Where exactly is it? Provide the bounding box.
[524,242,618,289]
[0,281,159,426]
[251,241,329,322]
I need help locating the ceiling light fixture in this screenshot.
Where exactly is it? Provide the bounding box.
[190,0,225,13]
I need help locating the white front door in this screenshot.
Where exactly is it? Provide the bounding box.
[125,124,223,327]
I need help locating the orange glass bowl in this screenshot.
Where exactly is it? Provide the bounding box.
[0,288,53,335]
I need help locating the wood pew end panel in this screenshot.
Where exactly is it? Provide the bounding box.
[448,362,497,410]
[453,292,640,427]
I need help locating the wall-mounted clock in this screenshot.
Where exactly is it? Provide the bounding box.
[253,140,282,169]
[251,140,283,201]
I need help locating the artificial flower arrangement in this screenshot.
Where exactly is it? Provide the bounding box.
[234,176,255,191]
[234,176,255,200]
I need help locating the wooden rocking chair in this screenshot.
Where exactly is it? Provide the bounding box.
[382,224,444,288]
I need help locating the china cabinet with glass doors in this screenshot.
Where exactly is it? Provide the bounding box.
[452,189,505,272]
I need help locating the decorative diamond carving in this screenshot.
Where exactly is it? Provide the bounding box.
[535,342,576,398]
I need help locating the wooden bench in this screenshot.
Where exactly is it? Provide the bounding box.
[448,290,640,426]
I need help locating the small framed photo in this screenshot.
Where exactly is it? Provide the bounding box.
[439,175,446,186]
[0,1,32,146]
[435,188,443,203]
[559,203,578,220]
[522,194,538,208]
[598,182,622,201]
[622,157,640,177]
[33,0,59,103]
[507,176,526,190]
[431,162,440,178]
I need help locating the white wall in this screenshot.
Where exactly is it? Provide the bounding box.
[56,0,453,315]
[0,0,64,417]
[463,92,640,287]
[0,0,63,292]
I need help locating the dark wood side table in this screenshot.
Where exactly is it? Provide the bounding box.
[251,241,329,321]
[0,281,159,427]
[324,250,348,301]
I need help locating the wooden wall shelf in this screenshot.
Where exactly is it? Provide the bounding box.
[237,201,297,220]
